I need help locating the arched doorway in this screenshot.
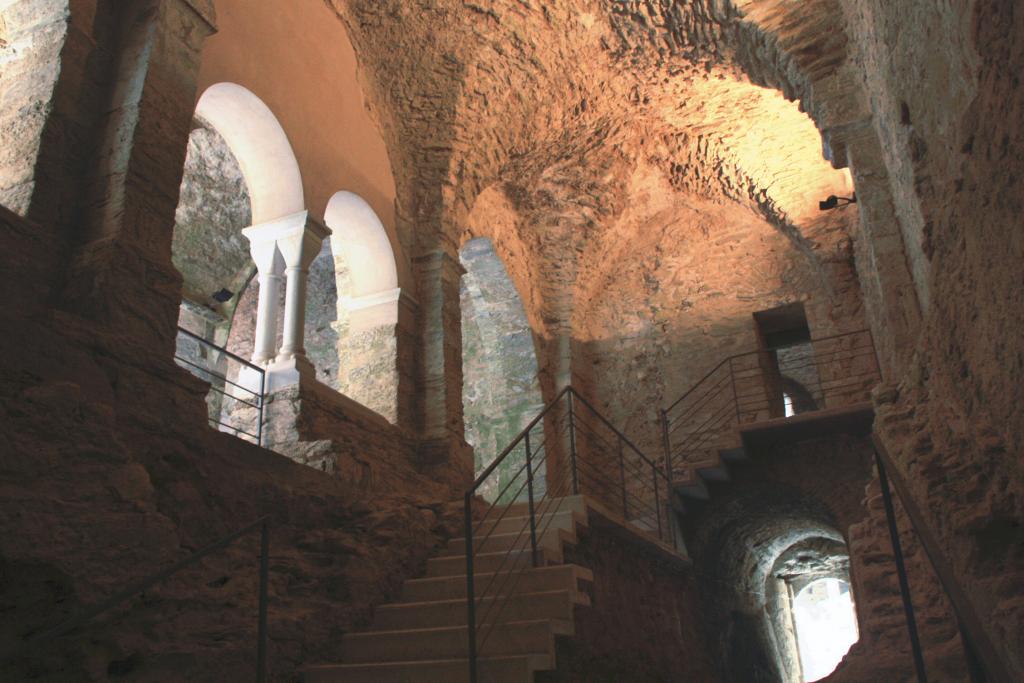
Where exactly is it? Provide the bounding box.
[460,236,545,500]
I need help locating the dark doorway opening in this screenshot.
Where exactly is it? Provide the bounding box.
[754,303,821,419]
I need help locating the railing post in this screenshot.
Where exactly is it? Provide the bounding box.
[653,465,663,539]
[257,369,266,448]
[618,437,628,519]
[464,493,478,683]
[257,519,269,683]
[660,409,673,484]
[566,390,579,495]
[875,449,928,683]
[525,432,539,568]
[728,357,740,425]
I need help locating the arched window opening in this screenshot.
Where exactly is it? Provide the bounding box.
[325,191,401,422]
[460,237,544,501]
[792,578,859,681]
[783,392,796,418]
[172,114,260,442]
[172,83,330,445]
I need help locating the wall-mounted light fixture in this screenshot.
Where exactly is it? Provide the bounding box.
[819,194,857,211]
[212,288,234,303]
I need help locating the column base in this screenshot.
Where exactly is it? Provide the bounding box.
[265,355,316,393]
[236,365,268,399]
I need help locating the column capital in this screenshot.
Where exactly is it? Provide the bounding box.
[241,210,315,245]
[242,211,331,272]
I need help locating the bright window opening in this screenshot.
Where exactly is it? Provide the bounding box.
[783,392,796,417]
[792,578,858,681]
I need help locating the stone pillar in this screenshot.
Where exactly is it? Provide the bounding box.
[412,249,466,439]
[395,288,420,429]
[410,248,472,485]
[57,0,217,351]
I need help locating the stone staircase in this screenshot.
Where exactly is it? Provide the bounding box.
[305,496,594,682]
[670,444,748,508]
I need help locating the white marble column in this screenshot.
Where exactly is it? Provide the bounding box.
[275,218,330,363]
[242,212,330,392]
[244,238,285,364]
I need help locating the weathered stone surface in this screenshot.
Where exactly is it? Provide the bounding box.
[171,118,252,310]
[0,310,464,682]
[1,0,1022,680]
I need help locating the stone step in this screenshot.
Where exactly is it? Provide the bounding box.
[692,457,731,482]
[476,508,584,538]
[490,495,587,517]
[305,654,552,683]
[371,589,588,631]
[443,525,576,557]
[339,618,572,663]
[426,547,559,578]
[719,445,748,462]
[676,474,710,500]
[402,564,593,603]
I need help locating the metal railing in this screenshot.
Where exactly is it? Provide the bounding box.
[463,386,679,682]
[175,327,266,446]
[7,517,272,682]
[873,438,1008,683]
[660,329,881,473]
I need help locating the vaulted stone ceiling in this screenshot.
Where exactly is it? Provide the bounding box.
[326,0,857,362]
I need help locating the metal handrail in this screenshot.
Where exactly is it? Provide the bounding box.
[665,328,876,412]
[176,326,266,372]
[662,329,881,472]
[872,438,1009,683]
[464,386,678,683]
[471,386,572,489]
[8,516,272,682]
[174,327,266,446]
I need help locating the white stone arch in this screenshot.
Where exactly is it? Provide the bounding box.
[195,82,304,225]
[324,190,401,422]
[191,82,328,390]
[325,190,399,313]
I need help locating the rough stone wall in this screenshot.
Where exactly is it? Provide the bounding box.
[0,0,68,215]
[326,0,858,445]
[0,208,464,682]
[335,320,400,421]
[834,474,969,683]
[841,1,1024,677]
[573,177,864,456]
[171,118,253,310]
[545,527,719,683]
